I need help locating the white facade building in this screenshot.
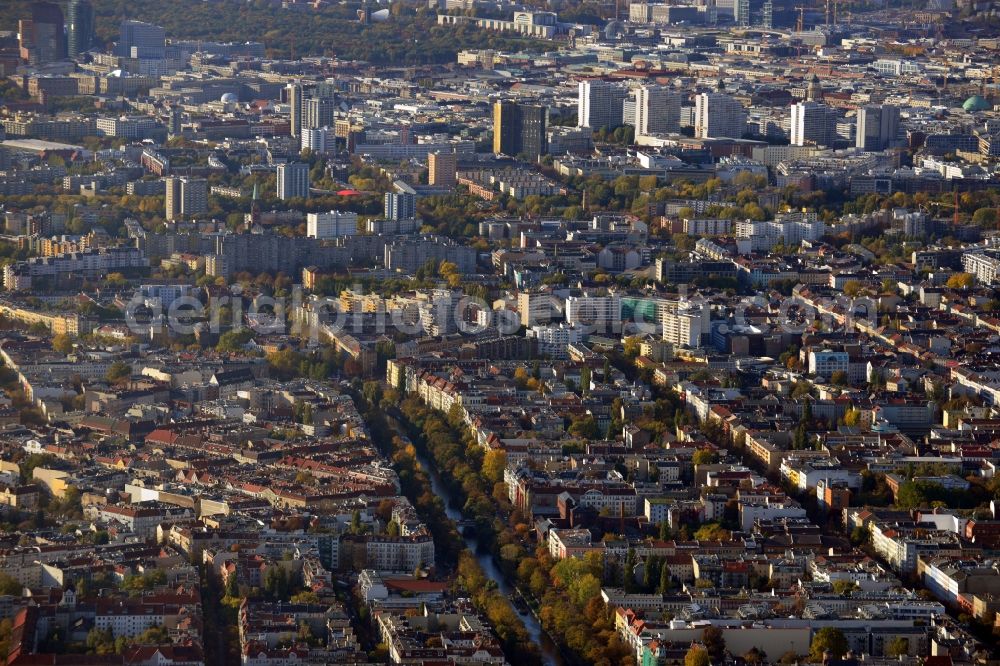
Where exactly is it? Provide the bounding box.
[694,92,747,139]
[962,251,1000,285]
[165,176,207,221]
[276,162,309,200]
[301,127,333,153]
[662,300,709,348]
[527,323,582,359]
[856,105,900,151]
[790,102,838,147]
[565,295,621,332]
[735,214,825,252]
[95,116,159,139]
[808,349,849,378]
[635,85,682,136]
[362,535,435,573]
[578,80,627,130]
[307,210,358,239]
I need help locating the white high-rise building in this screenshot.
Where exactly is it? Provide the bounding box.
[301,127,332,153]
[527,323,582,359]
[287,83,303,139]
[661,300,709,348]
[164,176,207,221]
[856,104,900,152]
[307,210,358,239]
[302,97,335,130]
[385,192,416,221]
[635,85,682,136]
[622,96,637,128]
[565,295,621,333]
[578,80,627,130]
[517,292,564,327]
[276,162,309,200]
[418,289,459,336]
[694,92,747,139]
[790,101,838,147]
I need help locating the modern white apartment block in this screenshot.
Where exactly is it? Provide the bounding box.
[307,210,359,239]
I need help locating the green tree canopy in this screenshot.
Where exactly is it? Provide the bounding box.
[809,627,848,662]
[105,361,131,385]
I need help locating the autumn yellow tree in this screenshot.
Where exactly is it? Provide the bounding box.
[438,260,462,288]
[946,272,974,290]
[482,449,507,483]
[51,334,74,354]
[693,522,730,541]
[685,645,710,666]
[842,280,864,297]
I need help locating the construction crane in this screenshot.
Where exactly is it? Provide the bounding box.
[796,5,805,32]
[927,190,962,227]
[824,0,840,27]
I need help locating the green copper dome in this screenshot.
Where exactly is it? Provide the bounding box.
[963,95,991,112]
